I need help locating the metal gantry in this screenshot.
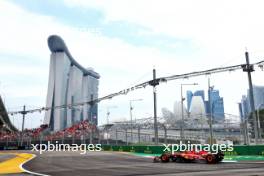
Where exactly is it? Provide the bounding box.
[6,54,264,145]
[8,57,264,116]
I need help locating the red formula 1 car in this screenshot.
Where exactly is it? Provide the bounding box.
[153,150,224,164]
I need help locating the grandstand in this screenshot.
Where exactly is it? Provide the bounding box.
[0,117,101,148]
[0,96,17,132]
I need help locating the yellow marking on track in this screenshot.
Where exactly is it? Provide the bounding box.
[0,153,35,174]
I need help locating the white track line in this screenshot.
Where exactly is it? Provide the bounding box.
[222,160,238,163]
[19,153,50,176]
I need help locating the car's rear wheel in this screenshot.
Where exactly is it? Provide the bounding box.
[206,154,216,164]
[153,156,160,163]
[171,156,177,162]
[215,152,224,163]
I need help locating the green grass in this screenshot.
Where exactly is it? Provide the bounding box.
[224,155,264,160]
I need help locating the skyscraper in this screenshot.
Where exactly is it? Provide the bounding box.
[238,103,244,121]
[173,101,188,120]
[187,90,205,112]
[239,85,264,120]
[186,91,193,112]
[251,85,264,111]
[240,95,250,119]
[208,89,225,121]
[189,96,206,119]
[193,90,205,101]
[44,35,100,131]
[187,89,225,122]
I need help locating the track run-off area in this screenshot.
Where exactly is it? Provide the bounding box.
[0,152,35,175]
[0,151,264,176]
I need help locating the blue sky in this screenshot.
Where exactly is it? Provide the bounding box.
[1,0,264,129]
[10,0,196,54]
[10,0,105,26]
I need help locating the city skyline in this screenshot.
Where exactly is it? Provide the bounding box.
[239,85,264,121]
[187,89,225,122]
[1,1,264,175]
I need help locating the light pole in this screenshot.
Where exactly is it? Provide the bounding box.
[149,69,160,145]
[130,99,143,143]
[257,103,264,143]
[106,106,117,124]
[106,111,110,125]
[244,116,250,145]
[237,102,249,145]
[180,83,198,141]
[20,105,26,146]
[243,51,258,144]
[106,106,117,145]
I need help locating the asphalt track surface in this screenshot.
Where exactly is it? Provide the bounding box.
[0,154,15,162]
[7,151,264,176]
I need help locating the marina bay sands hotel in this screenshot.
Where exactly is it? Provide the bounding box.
[44,35,100,131]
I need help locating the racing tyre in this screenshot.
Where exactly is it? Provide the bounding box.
[215,152,224,163]
[161,154,170,163]
[171,156,178,162]
[153,156,160,163]
[206,154,216,164]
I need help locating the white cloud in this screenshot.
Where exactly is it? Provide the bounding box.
[64,0,264,61]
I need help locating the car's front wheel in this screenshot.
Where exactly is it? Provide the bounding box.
[161,154,170,163]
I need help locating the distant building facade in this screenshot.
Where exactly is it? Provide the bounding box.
[186,90,205,112]
[239,85,264,121]
[173,101,188,120]
[186,91,193,112]
[44,35,100,131]
[194,90,205,101]
[189,96,206,119]
[187,88,225,122]
[208,89,225,121]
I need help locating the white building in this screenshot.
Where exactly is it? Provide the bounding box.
[44,35,100,131]
[173,101,188,120]
[189,96,207,125]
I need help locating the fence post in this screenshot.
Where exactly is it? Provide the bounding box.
[17,135,20,146]
[125,129,128,145]
[98,131,101,144]
[106,129,109,145]
[138,127,140,143]
[149,134,151,143]
[72,133,75,145]
[116,129,118,145]
[89,130,93,144]
[6,136,8,147]
[62,132,64,144]
[164,125,167,144]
